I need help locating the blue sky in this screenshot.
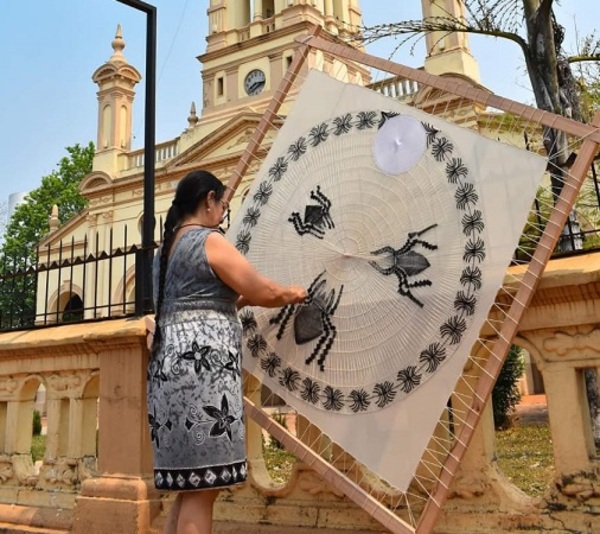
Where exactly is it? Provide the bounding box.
[0,0,595,210]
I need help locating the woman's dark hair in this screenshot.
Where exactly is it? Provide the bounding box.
[151,170,225,355]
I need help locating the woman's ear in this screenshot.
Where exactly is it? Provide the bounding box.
[205,190,216,209]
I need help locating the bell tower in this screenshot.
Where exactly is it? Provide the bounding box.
[91,25,142,174]
[198,0,366,120]
[420,0,480,82]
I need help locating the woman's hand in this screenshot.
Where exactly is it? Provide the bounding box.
[287,285,307,304]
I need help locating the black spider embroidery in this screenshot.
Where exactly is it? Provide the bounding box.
[288,186,334,239]
[369,223,438,308]
[269,271,344,372]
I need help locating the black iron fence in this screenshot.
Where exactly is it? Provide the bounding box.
[514,160,600,262]
[0,173,599,333]
[0,226,158,332]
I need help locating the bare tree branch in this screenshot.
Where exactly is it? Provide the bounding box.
[568,55,600,65]
[360,17,530,59]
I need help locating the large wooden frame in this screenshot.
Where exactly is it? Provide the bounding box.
[224,29,600,534]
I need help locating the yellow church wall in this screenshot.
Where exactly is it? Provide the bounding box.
[423,50,481,82]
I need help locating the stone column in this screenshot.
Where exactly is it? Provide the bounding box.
[72,333,159,534]
[254,0,263,19]
[543,365,593,474]
[42,397,65,459]
[68,397,93,458]
[4,401,20,454]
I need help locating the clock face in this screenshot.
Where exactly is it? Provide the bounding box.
[244,69,266,96]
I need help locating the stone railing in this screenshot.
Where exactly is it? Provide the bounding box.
[0,252,600,533]
[128,139,179,170]
[367,75,421,103]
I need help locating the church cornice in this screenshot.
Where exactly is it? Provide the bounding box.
[413,72,490,112]
[168,111,283,168]
[197,21,351,64]
[79,171,113,195]
[92,63,141,85]
[38,209,90,248]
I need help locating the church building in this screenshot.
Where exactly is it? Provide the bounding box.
[37,0,483,323]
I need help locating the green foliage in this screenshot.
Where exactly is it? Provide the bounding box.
[492,345,525,429]
[575,174,600,248]
[262,411,296,484]
[578,79,600,123]
[30,435,46,463]
[263,445,296,485]
[2,143,94,259]
[0,142,94,329]
[265,411,289,450]
[574,34,600,123]
[516,180,600,260]
[32,409,42,436]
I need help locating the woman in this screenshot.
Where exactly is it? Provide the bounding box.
[148,170,306,534]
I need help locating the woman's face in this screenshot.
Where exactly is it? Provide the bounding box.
[212,195,229,226]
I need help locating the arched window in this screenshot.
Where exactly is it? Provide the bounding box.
[63,295,84,323]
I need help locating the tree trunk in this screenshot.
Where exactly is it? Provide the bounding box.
[523,0,581,251]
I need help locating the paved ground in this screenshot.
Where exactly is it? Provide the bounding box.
[515,394,548,425]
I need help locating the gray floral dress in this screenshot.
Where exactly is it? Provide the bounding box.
[147,227,247,491]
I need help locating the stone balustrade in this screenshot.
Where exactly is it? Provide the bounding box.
[0,252,599,533]
[367,75,420,103]
[128,139,179,170]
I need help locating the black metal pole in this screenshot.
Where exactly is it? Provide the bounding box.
[116,0,156,315]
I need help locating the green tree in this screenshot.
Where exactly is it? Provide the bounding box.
[32,409,42,436]
[0,142,94,329]
[492,346,525,429]
[0,200,7,235]
[574,35,600,122]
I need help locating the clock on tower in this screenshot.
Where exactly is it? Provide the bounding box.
[244,69,266,96]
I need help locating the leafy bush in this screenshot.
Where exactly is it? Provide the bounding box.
[492,346,525,429]
[265,411,289,450]
[32,409,42,436]
[31,435,46,462]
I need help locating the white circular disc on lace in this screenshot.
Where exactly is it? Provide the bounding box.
[373,113,427,174]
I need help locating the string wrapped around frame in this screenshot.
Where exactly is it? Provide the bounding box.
[228,71,547,492]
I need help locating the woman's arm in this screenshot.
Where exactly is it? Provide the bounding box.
[206,232,306,308]
[235,295,253,310]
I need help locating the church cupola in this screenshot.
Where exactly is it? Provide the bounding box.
[91,25,142,173]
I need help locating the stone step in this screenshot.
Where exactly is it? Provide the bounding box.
[0,523,68,534]
[151,519,383,534]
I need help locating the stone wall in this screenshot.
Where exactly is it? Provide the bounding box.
[0,253,599,533]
